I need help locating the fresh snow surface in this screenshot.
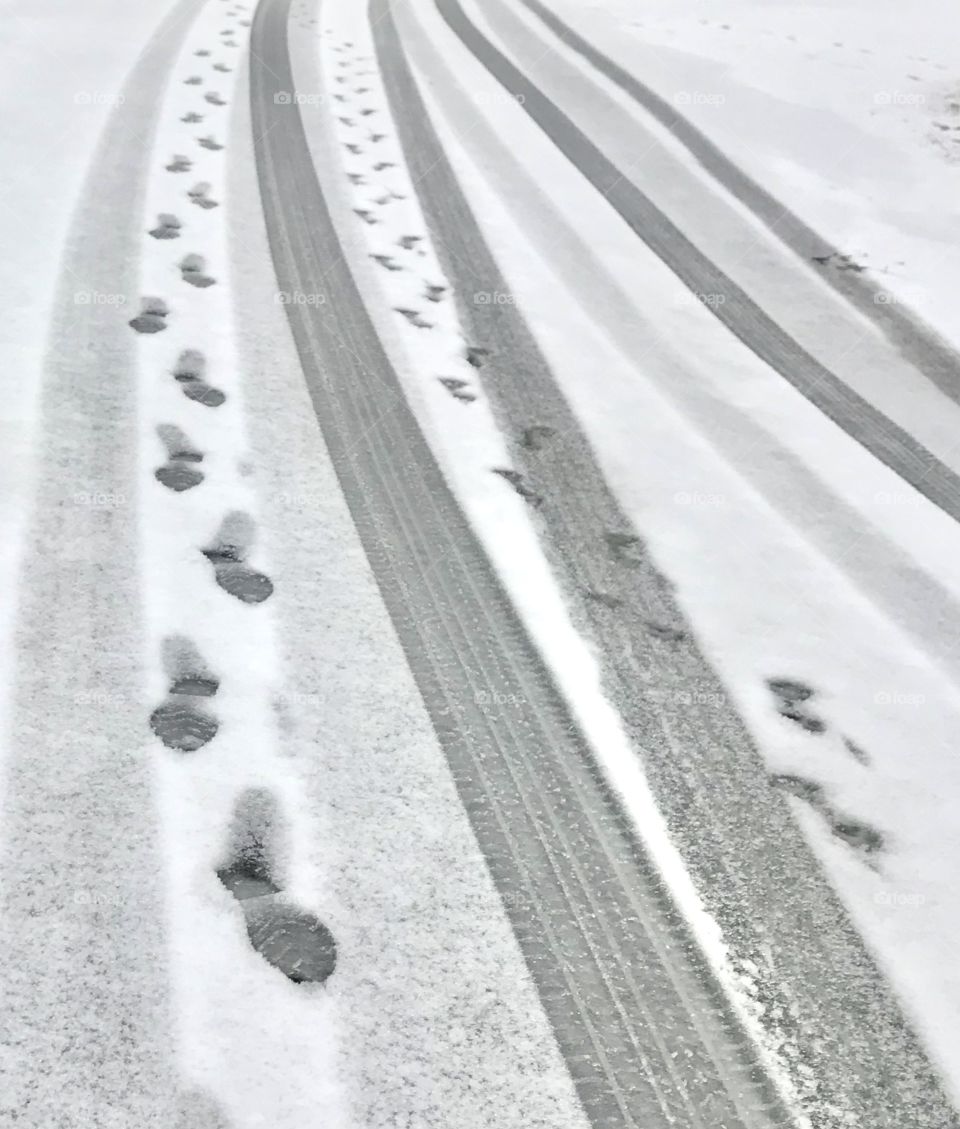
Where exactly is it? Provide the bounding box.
[549,0,960,355]
[400,0,960,1108]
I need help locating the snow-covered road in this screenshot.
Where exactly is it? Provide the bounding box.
[1,0,959,1126]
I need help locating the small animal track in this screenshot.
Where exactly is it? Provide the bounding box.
[202,511,274,604]
[217,789,338,984]
[438,376,476,403]
[212,62,232,72]
[766,677,827,733]
[180,253,217,288]
[188,182,219,209]
[184,75,203,86]
[155,424,205,492]
[129,297,170,334]
[353,207,377,225]
[149,213,182,240]
[465,346,489,368]
[149,636,220,751]
[172,349,226,407]
[195,49,211,57]
[492,467,543,507]
[181,112,204,124]
[198,135,224,151]
[424,284,446,303]
[371,253,401,272]
[167,154,193,172]
[204,91,227,107]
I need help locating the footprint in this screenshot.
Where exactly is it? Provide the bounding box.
[371,253,402,272]
[202,512,274,604]
[188,181,219,209]
[369,132,386,143]
[465,345,489,368]
[354,208,377,225]
[181,112,204,124]
[347,172,366,185]
[373,161,394,171]
[338,116,355,126]
[605,530,643,565]
[166,154,193,172]
[212,62,232,72]
[184,75,203,85]
[198,135,224,151]
[492,467,543,507]
[172,349,226,407]
[643,619,687,644]
[217,789,338,985]
[766,677,827,733]
[129,297,169,334]
[149,636,220,751]
[423,284,445,303]
[438,376,475,403]
[395,307,432,328]
[843,736,871,766]
[345,143,363,155]
[149,213,182,240]
[155,424,205,492]
[180,253,217,288]
[771,773,885,865]
[204,91,227,106]
[195,49,211,57]
[521,424,556,450]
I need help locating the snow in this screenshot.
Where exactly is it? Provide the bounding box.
[545,0,960,356]
[304,0,815,1119]
[397,0,960,1108]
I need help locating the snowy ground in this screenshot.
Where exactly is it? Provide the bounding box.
[3,0,960,1122]
[391,0,960,1105]
[548,0,960,356]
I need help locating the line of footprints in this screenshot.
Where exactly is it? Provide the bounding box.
[134,5,336,987]
[766,677,885,868]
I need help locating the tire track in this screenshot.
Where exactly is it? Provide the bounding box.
[432,0,960,531]
[250,1,792,1126]
[374,2,960,1126]
[513,0,960,408]
[0,1,206,1125]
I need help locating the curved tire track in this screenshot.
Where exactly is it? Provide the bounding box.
[250,1,793,1126]
[432,0,960,531]
[513,0,960,408]
[373,1,960,1126]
